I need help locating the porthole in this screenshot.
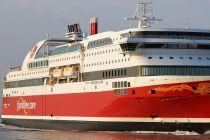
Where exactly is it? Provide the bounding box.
[170,57,174,59]
[189,57,193,59]
[179,57,184,59]
[148,57,152,59]
[159,57,163,59]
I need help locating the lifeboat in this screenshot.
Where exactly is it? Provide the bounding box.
[63,66,78,78]
[53,67,63,78]
[49,77,57,84]
[63,66,74,77]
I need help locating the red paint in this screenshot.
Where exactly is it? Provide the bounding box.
[2,81,210,119]
[90,18,98,35]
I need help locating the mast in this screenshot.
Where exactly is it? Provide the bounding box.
[125,0,162,28]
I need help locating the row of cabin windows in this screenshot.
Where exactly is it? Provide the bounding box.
[84,58,130,68]
[147,56,210,60]
[28,60,48,69]
[103,69,127,78]
[50,55,80,63]
[84,48,121,57]
[141,66,210,76]
[8,70,48,78]
[87,38,113,49]
[112,81,131,89]
[112,81,131,96]
[121,31,210,40]
[4,78,44,89]
[50,48,121,63]
[121,43,210,51]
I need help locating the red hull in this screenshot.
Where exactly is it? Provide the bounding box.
[2,81,210,119]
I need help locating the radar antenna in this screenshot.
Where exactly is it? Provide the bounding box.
[125,0,162,28]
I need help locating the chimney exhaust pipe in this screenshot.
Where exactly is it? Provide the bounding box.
[90,17,98,35]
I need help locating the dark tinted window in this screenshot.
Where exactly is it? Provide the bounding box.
[141,66,210,76]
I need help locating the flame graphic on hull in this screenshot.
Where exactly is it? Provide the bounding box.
[150,82,210,95]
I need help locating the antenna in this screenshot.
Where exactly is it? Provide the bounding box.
[125,0,162,28]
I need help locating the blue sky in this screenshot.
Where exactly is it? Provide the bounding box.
[0,0,210,88]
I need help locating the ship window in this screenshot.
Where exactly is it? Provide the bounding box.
[124,81,127,87]
[178,44,188,49]
[115,70,117,76]
[4,78,44,89]
[121,69,124,75]
[128,82,131,87]
[168,43,177,49]
[121,31,210,41]
[117,82,121,88]
[124,69,127,75]
[141,66,210,76]
[87,38,113,49]
[121,81,124,88]
[118,70,121,76]
[50,45,68,56]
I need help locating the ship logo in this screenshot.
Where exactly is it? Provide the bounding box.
[29,45,37,58]
[17,97,36,115]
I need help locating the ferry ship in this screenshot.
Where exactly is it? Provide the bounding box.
[2,1,210,133]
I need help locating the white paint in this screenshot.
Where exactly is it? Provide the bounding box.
[2,115,210,123]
